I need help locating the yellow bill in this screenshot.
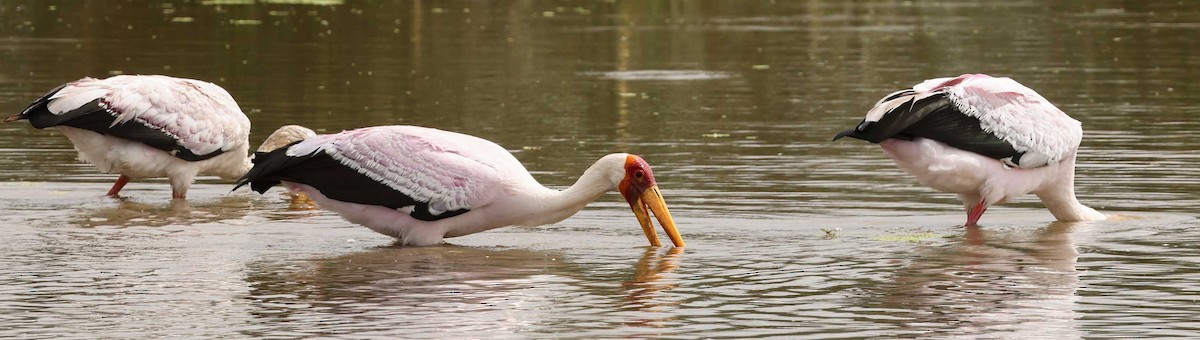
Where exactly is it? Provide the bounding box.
[632,185,684,247]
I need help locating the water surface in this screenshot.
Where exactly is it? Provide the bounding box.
[1,0,1199,338]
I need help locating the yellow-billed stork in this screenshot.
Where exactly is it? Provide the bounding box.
[833,74,1107,225]
[235,125,685,247]
[4,75,314,199]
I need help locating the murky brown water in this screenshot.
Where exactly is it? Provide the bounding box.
[2,0,1199,338]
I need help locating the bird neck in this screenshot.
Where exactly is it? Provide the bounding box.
[1034,155,1106,222]
[225,125,315,180]
[522,160,621,226]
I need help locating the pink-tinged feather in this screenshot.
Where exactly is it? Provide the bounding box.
[235,122,688,246]
[16,75,312,200]
[285,126,535,215]
[849,74,1105,225]
[890,74,1082,165]
[48,75,251,156]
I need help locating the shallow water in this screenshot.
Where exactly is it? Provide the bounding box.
[2,0,1200,338]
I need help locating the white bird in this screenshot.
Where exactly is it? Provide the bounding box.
[4,75,314,199]
[833,74,1106,225]
[234,125,685,247]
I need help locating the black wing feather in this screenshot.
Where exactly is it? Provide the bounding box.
[15,86,225,162]
[235,145,469,222]
[834,93,1020,161]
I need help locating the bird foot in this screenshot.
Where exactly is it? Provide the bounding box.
[106,175,131,197]
[965,198,988,226]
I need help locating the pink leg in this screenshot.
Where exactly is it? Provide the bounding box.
[106,175,130,197]
[966,198,988,226]
[169,175,192,200]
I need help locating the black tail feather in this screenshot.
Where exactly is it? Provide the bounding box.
[15,82,226,162]
[836,92,1021,161]
[232,141,308,193]
[7,83,67,124]
[832,126,862,141]
[233,142,469,222]
[903,102,1019,159]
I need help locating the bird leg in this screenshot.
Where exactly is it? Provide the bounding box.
[171,187,187,200]
[169,173,195,200]
[106,175,130,197]
[170,179,187,199]
[966,198,988,226]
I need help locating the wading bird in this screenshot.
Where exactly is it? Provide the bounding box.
[833,74,1106,225]
[235,125,685,247]
[4,75,314,199]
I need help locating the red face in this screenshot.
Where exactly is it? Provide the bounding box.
[617,154,684,248]
[619,155,656,204]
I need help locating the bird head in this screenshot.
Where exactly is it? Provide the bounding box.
[257,125,317,153]
[617,154,685,248]
[239,125,318,202]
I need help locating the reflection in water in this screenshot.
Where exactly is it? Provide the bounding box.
[283,190,320,211]
[242,245,573,336]
[70,196,263,228]
[621,247,684,329]
[65,190,317,228]
[623,247,683,305]
[0,0,1199,338]
[242,244,688,337]
[869,222,1087,337]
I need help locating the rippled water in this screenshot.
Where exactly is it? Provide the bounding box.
[2,0,1199,338]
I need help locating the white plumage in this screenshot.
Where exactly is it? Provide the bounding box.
[284,126,509,215]
[921,75,1081,166]
[48,75,249,156]
[7,75,311,199]
[238,125,685,247]
[835,74,1106,225]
